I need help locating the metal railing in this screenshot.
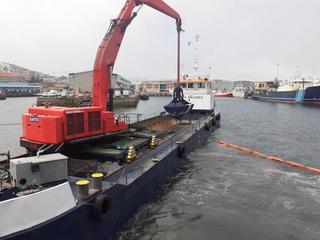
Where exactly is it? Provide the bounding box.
[109,115,209,186]
[116,112,166,128]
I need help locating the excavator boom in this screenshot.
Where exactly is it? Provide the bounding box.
[92,0,182,111]
[21,0,187,152]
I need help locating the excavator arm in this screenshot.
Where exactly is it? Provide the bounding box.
[20,0,189,151]
[92,0,182,110]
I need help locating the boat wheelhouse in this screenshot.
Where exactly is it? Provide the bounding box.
[180,77,215,112]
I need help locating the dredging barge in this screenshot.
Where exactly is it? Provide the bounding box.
[0,108,220,239]
[0,0,221,239]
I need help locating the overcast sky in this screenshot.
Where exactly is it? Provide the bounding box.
[1,0,320,81]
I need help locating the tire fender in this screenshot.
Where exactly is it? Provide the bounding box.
[92,194,111,220]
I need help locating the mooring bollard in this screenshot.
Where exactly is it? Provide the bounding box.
[91,173,103,191]
[76,179,90,202]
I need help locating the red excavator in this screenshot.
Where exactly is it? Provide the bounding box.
[20,0,191,154]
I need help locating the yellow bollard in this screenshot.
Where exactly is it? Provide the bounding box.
[91,173,103,191]
[76,179,90,202]
[127,146,137,163]
[152,156,159,162]
[150,135,159,148]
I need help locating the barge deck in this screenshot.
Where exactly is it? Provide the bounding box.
[0,111,220,240]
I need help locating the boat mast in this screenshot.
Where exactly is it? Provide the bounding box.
[193,35,200,77]
[276,63,280,82]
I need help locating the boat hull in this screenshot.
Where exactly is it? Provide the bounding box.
[214,92,233,97]
[252,85,320,105]
[231,90,248,98]
[0,88,6,100]
[3,113,219,240]
[139,94,149,100]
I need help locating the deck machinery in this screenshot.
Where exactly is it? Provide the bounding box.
[20,0,191,154]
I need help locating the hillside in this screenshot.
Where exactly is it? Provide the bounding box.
[0,62,50,82]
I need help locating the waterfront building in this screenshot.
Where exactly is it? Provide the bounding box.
[0,82,41,97]
[137,80,175,95]
[233,80,252,88]
[68,71,132,96]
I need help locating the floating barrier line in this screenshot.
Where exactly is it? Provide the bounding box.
[217,140,320,175]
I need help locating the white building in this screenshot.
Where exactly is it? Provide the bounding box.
[68,71,132,96]
[137,79,175,95]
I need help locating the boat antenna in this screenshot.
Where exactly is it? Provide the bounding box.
[209,66,212,79]
[193,34,199,77]
[276,63,280,82]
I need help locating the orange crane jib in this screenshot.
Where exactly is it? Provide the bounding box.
[21,0,182,147]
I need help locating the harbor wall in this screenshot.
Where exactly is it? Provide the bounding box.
[37,96,139,108]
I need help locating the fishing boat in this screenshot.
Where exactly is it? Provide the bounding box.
[180,77,215,111]
[231,86,249,98]
[139,89,149,100]
[252,76,320,105]
[214,91,233,97]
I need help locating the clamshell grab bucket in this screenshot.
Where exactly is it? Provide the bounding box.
[164,87,193,117]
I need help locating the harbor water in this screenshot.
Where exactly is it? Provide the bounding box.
[0,97,319,239]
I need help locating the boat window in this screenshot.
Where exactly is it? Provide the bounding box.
[182,83,187,88]
[188,83,194,88]
[198,83,207,88]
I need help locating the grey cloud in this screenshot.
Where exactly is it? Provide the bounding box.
[1,0,319,81]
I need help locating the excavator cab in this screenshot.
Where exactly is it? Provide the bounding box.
[164,86,193,117]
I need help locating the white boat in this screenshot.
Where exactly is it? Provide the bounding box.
[41,90,61,97]
[41,91,50,97]
[180,77,215,111]
[167,35,215,114]
[232,86,249,98]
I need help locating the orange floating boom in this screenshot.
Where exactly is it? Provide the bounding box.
[306,166,320,174]
[251,151,267,158]
[217,140,320,175]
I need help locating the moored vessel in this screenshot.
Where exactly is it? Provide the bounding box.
[252,76,320,105]
[181,76,215,111]
[232,86,249,98]
[0,88,6,100]
[214,91,233,97]
[139,89,149,100]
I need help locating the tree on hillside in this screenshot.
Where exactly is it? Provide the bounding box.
[29,75,41,83]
